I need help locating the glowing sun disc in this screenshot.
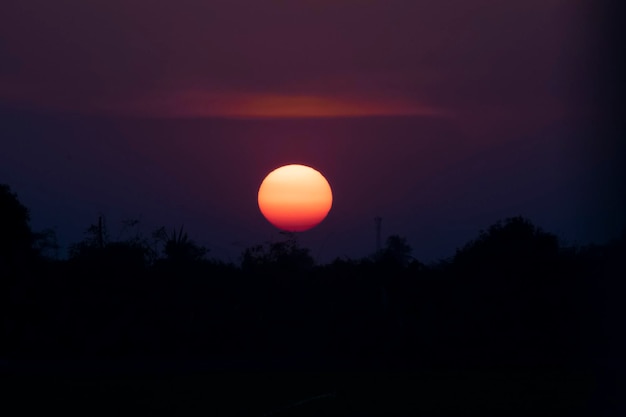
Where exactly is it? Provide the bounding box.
[258,164,333,232]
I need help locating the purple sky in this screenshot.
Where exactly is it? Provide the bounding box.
[1,0,623,262]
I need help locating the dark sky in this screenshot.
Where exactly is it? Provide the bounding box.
[1,0,624,263]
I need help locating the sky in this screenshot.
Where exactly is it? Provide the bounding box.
[1,0,624,263]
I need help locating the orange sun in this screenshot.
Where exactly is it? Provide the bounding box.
[258,164,333,232]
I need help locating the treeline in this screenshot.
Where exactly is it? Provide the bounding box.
[1,183,624,370]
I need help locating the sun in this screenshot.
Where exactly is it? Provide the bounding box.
[258,164,333,232]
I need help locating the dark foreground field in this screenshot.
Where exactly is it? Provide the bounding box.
[3,194,625,416]
[0,360,608,417]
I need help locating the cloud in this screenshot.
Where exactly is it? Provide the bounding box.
[110,90,448,119]
[0,0,589,123]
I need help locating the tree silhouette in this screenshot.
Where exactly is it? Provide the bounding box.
[241,232,314,275]
[0,184,34,269]
[69,217,152,270]
[68,214,113,257]
[452,216,560,274]
[444,216,569,366]
[32,228,60,260]
[376,235,413,268]
[0,175,613,412]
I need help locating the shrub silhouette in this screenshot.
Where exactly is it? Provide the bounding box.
[160,226,207,264]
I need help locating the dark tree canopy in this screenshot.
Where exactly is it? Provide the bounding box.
[452,216,560,274]
[0,184,34,267]
[241,233,314,275]
[376,235,413,267]
[0,180,613,395]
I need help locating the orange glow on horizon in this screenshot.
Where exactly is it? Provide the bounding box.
[227,95,440,118]
[258,164,333,232]
[123,91,446,119]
